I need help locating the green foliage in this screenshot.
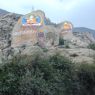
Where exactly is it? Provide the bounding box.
[42,48,48,52]
[88,43,95,50]
[0,54,95,95]
[59,38,65,45]
[65,45,70,48]
[76,63,95,95]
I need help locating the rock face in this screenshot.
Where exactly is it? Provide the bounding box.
[58,21,73,38]
[57,22,95,48]
[0,13,21,49]
[48,48,95,64]
[73,27,95,38]
[11,10,59,48]
[0,13,21,64]
[0,9,95,64]
[73,32,95,43]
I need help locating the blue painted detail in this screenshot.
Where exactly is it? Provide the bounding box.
[22,17,27,25]
[36,16,41,23]
[44,18,47,25]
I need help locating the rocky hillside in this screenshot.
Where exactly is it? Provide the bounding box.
[73,31,95,43]
[73,27,95,38]
[0,10,95,49]
[0,9,95,64]
[0,13,21,49]
[0,9,9,16]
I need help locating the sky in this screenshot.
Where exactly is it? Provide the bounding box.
[0,0,95,29]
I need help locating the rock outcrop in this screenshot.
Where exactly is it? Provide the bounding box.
[11,10,59,48]
[0,13,21,63]
[0,9,9,16]
[0,9,95,64]
[0,13,21,49]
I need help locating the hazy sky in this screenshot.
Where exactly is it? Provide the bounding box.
[0,0,95,29]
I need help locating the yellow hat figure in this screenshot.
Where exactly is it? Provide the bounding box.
[63,21,73,31]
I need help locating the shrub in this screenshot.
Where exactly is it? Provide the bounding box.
[59,38,65,45]
[42,48,48,52]
[0,54,76,95]
[76,63,95,95]
[65,45,70,48]
[0,54,95,95]
[88,43,95,50]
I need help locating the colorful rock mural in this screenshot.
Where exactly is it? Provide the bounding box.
[59,21,73,39]
[22,15,43,26]
[12,11,44,47]
[11,10,51,48]
[11,10,74,48]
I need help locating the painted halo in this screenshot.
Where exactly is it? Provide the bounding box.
[63,21,73,30]
[22,14,43,26]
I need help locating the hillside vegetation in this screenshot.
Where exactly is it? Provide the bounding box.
[0,54,95,95]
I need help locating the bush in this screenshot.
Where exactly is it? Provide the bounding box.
[0,54,76,95]
[59,38,65,45]
[42,48,48,52]
[88,43,95,50]
[76,63,95,95]
[0,54,95,95]
[65,45,70,48]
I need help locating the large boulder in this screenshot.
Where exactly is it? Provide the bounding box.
[11,10,59,48]
[0,13,21,49]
